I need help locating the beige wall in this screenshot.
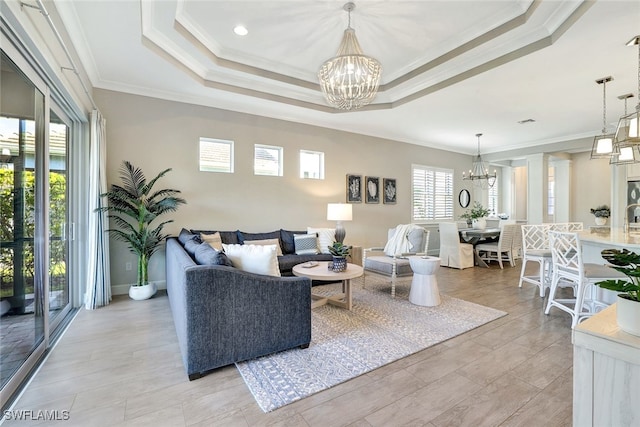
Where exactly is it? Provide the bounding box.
[571,151,612,227]
[95,89,476,291]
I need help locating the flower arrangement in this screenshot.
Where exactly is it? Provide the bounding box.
[590,205,610,218]
[460,202,490,220]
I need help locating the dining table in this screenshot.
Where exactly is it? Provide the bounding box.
[458,227,501,267]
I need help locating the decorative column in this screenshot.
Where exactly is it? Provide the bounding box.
[526,153,549,224]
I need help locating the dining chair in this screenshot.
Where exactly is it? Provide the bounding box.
[545,231,626,328]
[438,222,474,269]
[363,225,429,297]
[475,224,518,268]
[511,223,523,260]
[518,224,552,297]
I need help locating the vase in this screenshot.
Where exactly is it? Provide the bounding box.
[472,218,486,230]
[331,256,347,272]
[616,294,640,337]
[595,217,607,226]
[129,282,157,300]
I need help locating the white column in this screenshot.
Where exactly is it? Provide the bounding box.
[552,159,571,223]
[526,153,549,224]
[611,164,627,229]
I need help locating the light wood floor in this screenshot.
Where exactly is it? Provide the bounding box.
[5,261,575,426]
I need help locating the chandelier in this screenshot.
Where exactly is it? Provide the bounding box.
[614,36,640,148]
[590,76,614,159]
[318,2,382,110]
[462,133,496,189]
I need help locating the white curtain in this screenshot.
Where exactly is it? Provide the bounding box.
[85,109,111,309]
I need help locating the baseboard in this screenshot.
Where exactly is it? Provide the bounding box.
[111,280,167,296]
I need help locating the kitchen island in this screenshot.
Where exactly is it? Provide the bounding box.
[573,305,640,426]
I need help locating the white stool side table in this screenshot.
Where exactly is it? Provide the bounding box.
[407,256,441,306]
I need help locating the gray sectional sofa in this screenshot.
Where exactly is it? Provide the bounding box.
[166,232,317,380]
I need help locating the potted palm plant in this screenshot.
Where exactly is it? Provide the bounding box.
[98,161,186,300]
[597,249,640,336]
[328,241,352,272]
[460,202,490,230]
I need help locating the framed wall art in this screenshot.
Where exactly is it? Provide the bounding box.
[365,176,380,204]
[346,174,362,203]
[383,178,396,204]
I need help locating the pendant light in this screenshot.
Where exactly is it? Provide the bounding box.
[590,76,614,159]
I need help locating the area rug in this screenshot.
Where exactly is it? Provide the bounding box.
[235,276,507,412]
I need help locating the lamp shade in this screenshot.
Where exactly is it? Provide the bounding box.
[327,203,352,221]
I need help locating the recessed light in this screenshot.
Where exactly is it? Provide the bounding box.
[233,25,248,36]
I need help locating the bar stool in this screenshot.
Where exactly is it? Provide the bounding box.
[518,224,552,297]
[545,231,626,328]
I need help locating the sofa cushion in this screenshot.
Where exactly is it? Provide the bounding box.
[238,230,280,244]
[192,230,240,245]
[278,254,333,275]
[194,242,233,266]
[294,234,319,255]
[364,256,413,276]
[178,228,200,245]
[222,243,281,277]
[200,232,223,250]
[307,227,335,254]
[244,238,283,256]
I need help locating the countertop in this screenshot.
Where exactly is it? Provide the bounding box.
[578,228,640,249]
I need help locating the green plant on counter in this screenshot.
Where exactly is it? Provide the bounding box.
[590,205,610,218]
[597,249,640,302]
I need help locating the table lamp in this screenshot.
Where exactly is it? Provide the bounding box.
[327,203,352,243]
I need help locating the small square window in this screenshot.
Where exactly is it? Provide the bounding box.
[254,144,283,176]
[300,150,324,179]
[199,137,233,173]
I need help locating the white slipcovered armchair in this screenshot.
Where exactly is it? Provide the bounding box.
[363,225,430,297]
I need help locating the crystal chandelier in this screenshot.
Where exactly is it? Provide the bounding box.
[613,36,640,148]
[590,76,614,159]
[318,2,382,110]
[462,133,496,189]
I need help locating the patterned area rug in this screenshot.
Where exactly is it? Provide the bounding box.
[235,276,507,412]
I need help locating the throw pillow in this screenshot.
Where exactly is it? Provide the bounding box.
[194,242,233,266]
[178,228,200,245]
[307,227,336,254]
[244,238,283,256]
[183,238,201,257]
[294,234,319,255]
[200,232,223,250]
[280,229,307,254]
[222,244,281,277]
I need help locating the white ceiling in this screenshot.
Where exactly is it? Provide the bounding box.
[55,0,640,155]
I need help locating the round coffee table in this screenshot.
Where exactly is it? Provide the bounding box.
[292,262,363,310]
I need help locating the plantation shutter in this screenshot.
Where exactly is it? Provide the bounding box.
[412,165,453,221]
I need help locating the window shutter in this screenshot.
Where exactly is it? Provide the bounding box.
[412,165,453,221]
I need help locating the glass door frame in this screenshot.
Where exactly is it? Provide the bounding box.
[0,33,82,410]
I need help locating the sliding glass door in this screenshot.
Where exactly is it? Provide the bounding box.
[0,48,74,406]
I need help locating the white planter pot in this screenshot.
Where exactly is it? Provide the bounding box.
[472,218,486,230]
[129,282,157,301]
[616,294,640,337]
[595,217,608,226]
